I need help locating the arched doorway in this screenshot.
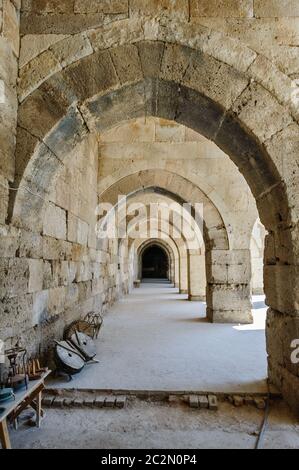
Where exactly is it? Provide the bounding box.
[142,244,169,280]
[9,30,299,412]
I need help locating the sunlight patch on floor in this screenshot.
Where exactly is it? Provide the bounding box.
[233,295,267,331]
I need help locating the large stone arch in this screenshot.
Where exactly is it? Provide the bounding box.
[12,40,297,238]
[10,33,299,411]
[96,154,248,251]
[98,170,228,251]
[137,238,175,283]
[17,18,298,122]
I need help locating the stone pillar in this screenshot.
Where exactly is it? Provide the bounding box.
[169,253,176,284]
[174,256,180,288]
[264,233,299,415]
[267,309,299,416]
[179,251,188,294]
[206,250,253,323]
[187,250,206,301]
[250,219,266,295]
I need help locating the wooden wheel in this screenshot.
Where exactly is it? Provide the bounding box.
[64,320,95,340]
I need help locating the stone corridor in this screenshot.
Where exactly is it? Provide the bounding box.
[49,282,268,394]
[1,1,299,450]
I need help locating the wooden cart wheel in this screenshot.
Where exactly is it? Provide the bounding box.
[64,320,95,340]
[69,332,97,361]
[54,341,85,375]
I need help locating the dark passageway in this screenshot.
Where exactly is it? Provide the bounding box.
[142,245,169,279]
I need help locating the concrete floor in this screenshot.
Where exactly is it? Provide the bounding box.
[49,282,268,394]
[10,400,299,449]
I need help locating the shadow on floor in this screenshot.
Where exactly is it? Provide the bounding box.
[173,316,209,323]
[252,301,267,310]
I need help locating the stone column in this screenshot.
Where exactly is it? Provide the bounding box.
[187,250,206,301]
[250,219,266,295]
[264,232,299,415]
[169,253,176,284]
[174,254,180,287]
[179,251,188,294]
[206,249,252,323]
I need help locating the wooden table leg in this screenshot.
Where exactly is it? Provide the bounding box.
[36,391,42,428]
[30,399,45,418]
[13,418,18,431]
[10,383,44,423]
[0,419,12,450]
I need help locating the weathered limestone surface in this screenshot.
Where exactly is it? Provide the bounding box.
[251,219,266,295]
[232,82,293,143]
[43,203,67,240]
[195,16,299,76]
[3,0,19,56]
[188,252,206,301]
[0,176,9,224]
[130,0,189,20]
[0,133,128,355]
[206,249,253,323]
[267,309,299,415]
[19,34,68,68]
[206,285,252,324]
[191,0,254,18]
[0,0,19,196]
[254,1,299,18]
[20,0,128,35]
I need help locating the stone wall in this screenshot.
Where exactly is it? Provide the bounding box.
[18,1,299,80]
[0,1,20,224]
[0,134,130,357]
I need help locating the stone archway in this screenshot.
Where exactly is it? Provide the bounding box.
[98,173,227,251]
[98,172,254,320]
[139,242,171,281]
[8,32,299,411]
[135,233,179,286]
[103,185,209,298]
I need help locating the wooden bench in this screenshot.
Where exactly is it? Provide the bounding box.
[0,370,51,449]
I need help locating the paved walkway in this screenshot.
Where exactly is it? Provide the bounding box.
[49,282,268,393]
[11,401,299,449]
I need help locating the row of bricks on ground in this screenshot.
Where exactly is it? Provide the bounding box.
[42,395,127,409]
[228,395,267,409]
[189,395,218,410]
[188,395,267,410]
